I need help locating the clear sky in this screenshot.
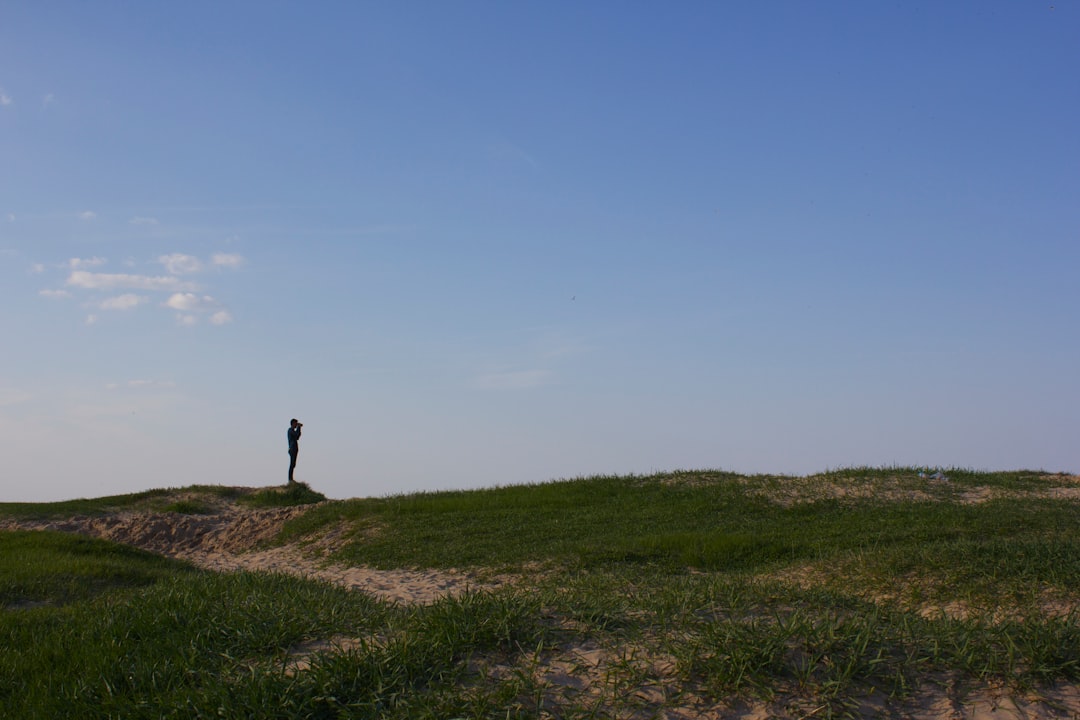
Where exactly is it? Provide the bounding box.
[2,2,1077,502]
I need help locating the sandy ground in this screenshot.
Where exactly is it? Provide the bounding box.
[6,480,1080,718]
[0,496,504,604]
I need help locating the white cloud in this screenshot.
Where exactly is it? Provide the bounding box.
[99,294,146,311]
[69,256,107,269]
[211,253,245,268]
[473,369,553,390]
[209,310,233,325]
[130,216,159,226]
[79,211,97,221]
[159,253,202,274]
[165,292,216,311]
[0,90,11,106]
[47,252,236,327]
[30,263,45,274]
[42,93,54,108]
[67,271,196,292]
[5,213,13,222]
[165,293,198,310]
[165,293,232,326]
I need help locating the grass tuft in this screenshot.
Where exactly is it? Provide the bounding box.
[240,482,327,508]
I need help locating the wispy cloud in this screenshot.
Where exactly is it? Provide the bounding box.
[67,271,196,292]
[42,93,54,109]
[209,310,233,325]
[0,90,11,107]
[211,253,244,268]
[69,256,107,269]
[106,379,177,391]
[468,331,586,392]
[159,252,245,273]
[79,211,97,221]
[30,263,45,274]
[130,216,159,226]
[39,289,72,299]
[99,294,146,311]
[486,139,538,169]
[472,369,552,390]
[159,253,202,274]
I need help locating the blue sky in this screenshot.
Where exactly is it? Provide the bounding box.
[2,2,1077,502]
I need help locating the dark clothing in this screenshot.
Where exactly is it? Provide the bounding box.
[287,426,302,483]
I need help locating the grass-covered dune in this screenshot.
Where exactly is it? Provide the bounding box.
[3,467,1080,718]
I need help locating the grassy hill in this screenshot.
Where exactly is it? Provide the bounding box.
[2,467,1080,718]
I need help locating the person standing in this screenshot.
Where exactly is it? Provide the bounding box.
[287,418,303,484]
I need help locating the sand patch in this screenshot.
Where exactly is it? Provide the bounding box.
[283,635,369,675]
[0,498,506,604]
[730,473,1080,508]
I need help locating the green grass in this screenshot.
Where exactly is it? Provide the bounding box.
[0,489,176,519]
[0,531,192,608]
[161,499,213,514]
[281,469,1076,581]
[0,484,247,519]
[0,483,325,521]
[239,481,328,508]
[0,542,544,720]
[2,466,1080,718]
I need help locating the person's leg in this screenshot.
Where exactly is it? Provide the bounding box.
[289,450,298,483]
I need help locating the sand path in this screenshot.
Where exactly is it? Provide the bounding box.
[0,501,504,604]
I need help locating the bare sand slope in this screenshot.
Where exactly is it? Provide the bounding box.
[0,492,503,604]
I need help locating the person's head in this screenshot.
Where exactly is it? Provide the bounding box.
[290,418,298,428]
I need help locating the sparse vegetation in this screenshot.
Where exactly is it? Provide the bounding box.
[240,481,328,508]
[0,484,249,520]
[2,467,1080,718]
[161,499,213,514]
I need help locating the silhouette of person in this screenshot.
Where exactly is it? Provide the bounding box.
[287,419,302,484]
